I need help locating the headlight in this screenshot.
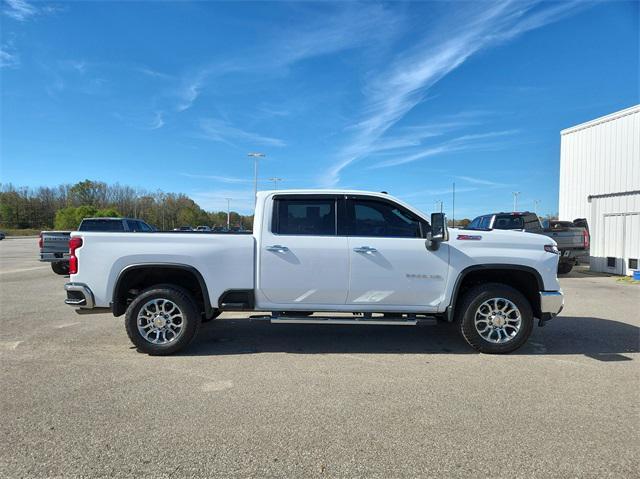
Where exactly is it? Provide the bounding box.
[544,244,560,255]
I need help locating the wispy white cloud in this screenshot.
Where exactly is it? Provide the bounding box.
[172,3,401,112]
[181,173,252,184]
[137,66,172,80]
[325,0,588,185]
[3,0,60,21]
[371,129,518,168]
[149,111,164,130]
[198,118,286,147]
[455,175,504,187]
[3,0,36,21]
[0,44,19,68]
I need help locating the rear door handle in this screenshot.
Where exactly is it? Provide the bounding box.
[266,245,289,253]
[353,246,377,254]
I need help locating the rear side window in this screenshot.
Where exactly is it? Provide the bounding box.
[493,215,524,230]
[80,219,125,232]
[350,199,423,238]
[273,199,336,235]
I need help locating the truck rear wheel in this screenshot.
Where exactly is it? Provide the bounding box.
[51,261,69,275]
[456,283,533,354]
[124,285,201,355]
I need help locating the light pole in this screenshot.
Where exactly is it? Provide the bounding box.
[248,152,265,206]
[512,192,521,212]
[225,198,231,230]
[533,199,541,218]
[269,177,283,190]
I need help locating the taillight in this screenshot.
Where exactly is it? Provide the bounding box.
[69,237,83,275]
[38,233,43,249]
[583,229,590,250]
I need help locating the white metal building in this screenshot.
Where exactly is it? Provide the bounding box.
[559,104,640,275]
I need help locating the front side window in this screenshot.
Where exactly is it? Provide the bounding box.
[350,199,423,238]
[273,199,336,235]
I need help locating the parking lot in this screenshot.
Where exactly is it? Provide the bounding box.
[1,237,638,478]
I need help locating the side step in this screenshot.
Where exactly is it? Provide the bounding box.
[270,316,417,326]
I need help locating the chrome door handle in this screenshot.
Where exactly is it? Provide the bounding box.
[266,245,289,253]
[353,246,377,254]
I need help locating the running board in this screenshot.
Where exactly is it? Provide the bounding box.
[270,317,417,326]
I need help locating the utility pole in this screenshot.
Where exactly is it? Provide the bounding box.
[434,200,443,213]
[512,192,521,212]
[269,177,283,190]
[248,152,265,206]
[225,198,231,230]
[452,182,455,228]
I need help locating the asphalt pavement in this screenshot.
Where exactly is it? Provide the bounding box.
[1,238,638,478]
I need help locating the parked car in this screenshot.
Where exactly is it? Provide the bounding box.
[173,226,194,231]
[40,217,155,275]
[466,212,589,274]
[0,231,5,240]
[63,189,564,356]
[195,225,211,232]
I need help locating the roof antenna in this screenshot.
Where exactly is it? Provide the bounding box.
[380,191,388,194]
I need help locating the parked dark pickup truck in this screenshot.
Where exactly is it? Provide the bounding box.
[40,217,155,275]
[466,212,589,274]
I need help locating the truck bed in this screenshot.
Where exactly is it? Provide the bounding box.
[72,232,256,308]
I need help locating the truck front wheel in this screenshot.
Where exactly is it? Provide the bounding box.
[124,285,201,355]
[456,283,533,354]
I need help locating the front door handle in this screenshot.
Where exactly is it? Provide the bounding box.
[266,245,289,253]
[353,246,377,254]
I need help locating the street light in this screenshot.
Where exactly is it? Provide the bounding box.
[248,152,265,206]
[269,177,283,190]
[225,198,231,230]
[512,192,521,212]
[533,199,541,218]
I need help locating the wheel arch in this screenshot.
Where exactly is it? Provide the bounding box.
[447,264,543,322]
[112,263,213,318]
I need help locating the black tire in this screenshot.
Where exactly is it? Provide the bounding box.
[202,309,222,323]
[124,285,201,355]
[456,283,533,354]
[51,261,69,275]
[557,261,573,275]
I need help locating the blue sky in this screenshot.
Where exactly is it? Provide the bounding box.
[1,1,638,217]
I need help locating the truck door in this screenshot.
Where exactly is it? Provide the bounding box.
[345,196,449,310]
[257,195,349,306]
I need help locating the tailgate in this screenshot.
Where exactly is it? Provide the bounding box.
[544,230,585,249]
[41,232,71,254]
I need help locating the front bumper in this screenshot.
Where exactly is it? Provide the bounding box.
[64,282,95,308]
[539,290,564,323]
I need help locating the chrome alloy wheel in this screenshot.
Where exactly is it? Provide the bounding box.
[474,298,522,344]
[137,298,185,345]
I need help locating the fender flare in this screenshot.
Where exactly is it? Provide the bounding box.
[446,264,544,321]
[112,263,213,317]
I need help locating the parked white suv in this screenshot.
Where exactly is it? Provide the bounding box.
[64,190,564,355]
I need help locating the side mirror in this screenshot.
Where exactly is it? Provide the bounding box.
[426,212,448,251]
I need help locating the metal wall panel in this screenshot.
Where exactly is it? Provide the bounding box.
[559,105,640,275]
[559,104,640,221]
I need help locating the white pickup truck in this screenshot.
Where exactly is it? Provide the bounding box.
[64,190,564,355]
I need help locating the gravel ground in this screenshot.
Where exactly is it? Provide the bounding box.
[1,238,638,478]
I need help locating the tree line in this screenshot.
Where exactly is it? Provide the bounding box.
[0,180,253,231]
